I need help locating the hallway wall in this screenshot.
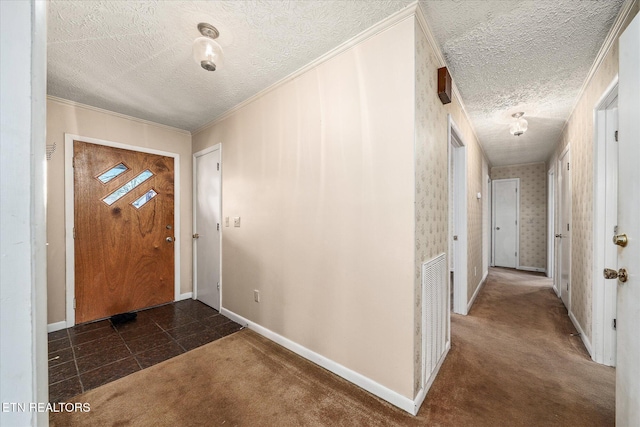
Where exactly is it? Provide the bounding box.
[46,98,193,324]
[193,17,416,399]
[491,162,547,271]
[551,3,639,345]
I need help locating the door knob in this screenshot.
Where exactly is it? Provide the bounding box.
[192,233,199,239]
[613,234,628,247]
[555,234,563,238]
[166,237,174,243]
[496,227,500,230]
[603,268,628,283]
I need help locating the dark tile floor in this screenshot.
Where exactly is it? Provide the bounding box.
[48,299,243,403]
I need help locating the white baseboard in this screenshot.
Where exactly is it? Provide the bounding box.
[569,310,592,357]
[47,321,67,333]
[220,307,420,415]
[517,266,546,273]
[467,270,488,313]
[179,292,193,300]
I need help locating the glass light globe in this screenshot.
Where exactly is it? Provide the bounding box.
[193,36,224,71]
[509,117,528,136]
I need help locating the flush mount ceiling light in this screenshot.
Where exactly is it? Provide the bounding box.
[193,23,224,72]
[509,112,528,137]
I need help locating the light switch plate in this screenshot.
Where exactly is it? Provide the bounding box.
[225,217,229,227]
[234,217,241,227]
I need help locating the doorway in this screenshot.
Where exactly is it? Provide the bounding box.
[593,78,618,366]
[193,145,222,311]
[448,115,468,315]
[557,147,571,310]
[492,178,519,269]
[68,137,179,324]
[65,134,181,326]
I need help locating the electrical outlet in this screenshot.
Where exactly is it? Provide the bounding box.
[254,290,260,303]
[225,217,229,227]
[234,217,241,227]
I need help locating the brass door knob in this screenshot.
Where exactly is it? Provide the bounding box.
[603,268,628,283]
[613,234,628,247]
[166,237,174,243]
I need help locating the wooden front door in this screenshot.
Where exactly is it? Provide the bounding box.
[74,141,175,324]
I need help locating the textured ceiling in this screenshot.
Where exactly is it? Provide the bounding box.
[420,0,624,166]
[48,1,625,166]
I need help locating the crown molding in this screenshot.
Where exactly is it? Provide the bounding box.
[414,4,491,167]
[47,95,191,136]
[559,0,638,137]
[193,2,421,135]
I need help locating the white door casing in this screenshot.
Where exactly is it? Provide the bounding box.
[547,168,555,279]
[558,148,571,310]
[193,145,222,311]
[492,179,519,269]
[448,115,468,315]
[593,84,619,367]
[616,14,639,426]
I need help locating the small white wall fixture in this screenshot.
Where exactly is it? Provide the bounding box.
[64,134,181,327]
[448,115,468,315]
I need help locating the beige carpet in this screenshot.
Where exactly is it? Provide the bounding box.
[51,268,614,426]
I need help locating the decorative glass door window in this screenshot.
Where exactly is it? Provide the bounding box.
[97,163,128,183]
[103,169,153,206]
[131,189,158,209]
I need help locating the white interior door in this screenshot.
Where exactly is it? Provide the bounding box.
[492,179,519,268]
[194,146,221,310]
[558,149,571,309]
[615,14,639,425]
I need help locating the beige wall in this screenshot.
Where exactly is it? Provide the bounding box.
[193,19,416,398]
[46,98,193,324]
[552,4,638,341]
[491,162,547,270]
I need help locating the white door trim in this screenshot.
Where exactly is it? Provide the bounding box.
[64,133,181,327]
[592,76,619,366]
[448,115,468,315]
[193,143,223,310]
[491,178,520,269]
[557,145,571,311]
[547,167,555,279]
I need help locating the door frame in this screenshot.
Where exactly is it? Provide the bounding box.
[556,145,571,310]
[192,144,223,309]
[592,76,619,366]
[448,115,468,315]
[491,178,520,269]
[547,167,555,279]
[64,133,181,327]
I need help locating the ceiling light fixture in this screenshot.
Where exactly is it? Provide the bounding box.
[509,112,528,136]
[193,23,224,72]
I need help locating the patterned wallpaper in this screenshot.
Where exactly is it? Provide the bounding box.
[413,12,488,397]
[552,4,638,343]
[491,163,547,270]
[414,18,448,397]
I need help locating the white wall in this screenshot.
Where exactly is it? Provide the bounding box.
[193,18,416,399]
[0,1,49,425]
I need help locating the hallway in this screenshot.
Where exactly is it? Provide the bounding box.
[418,267,615,425]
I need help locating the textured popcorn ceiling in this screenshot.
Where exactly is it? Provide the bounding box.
[48,1,624,165]
[420,0,624,166]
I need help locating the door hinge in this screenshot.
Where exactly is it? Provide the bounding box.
[613,319,617,330]
[72,157,75,168]
[217,223,220,231]
[217,163,220,171]
[217,282,220,291]
[567,163,570,171]
[73,227,76,239]
[515,252,517,256]
[515,220,517,225]
[73,298,76,309]
[567,224,570,231]
[614,130,618,142]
